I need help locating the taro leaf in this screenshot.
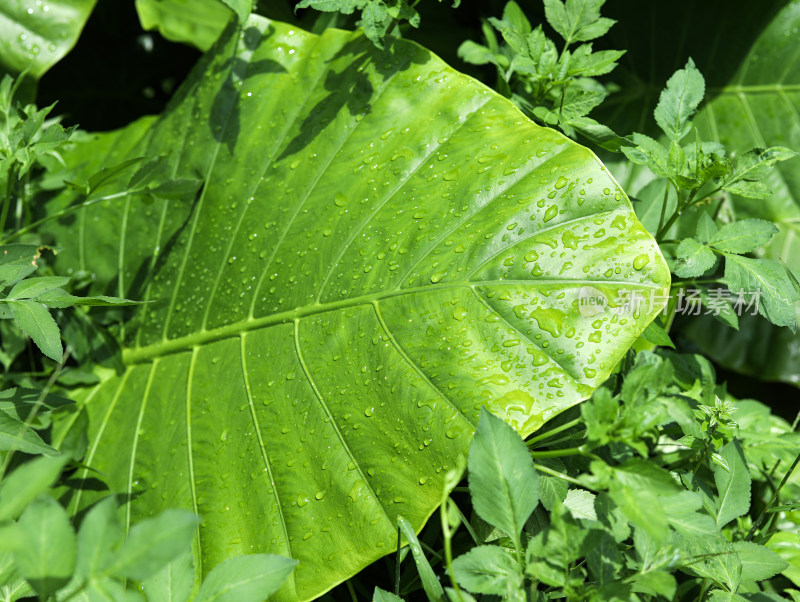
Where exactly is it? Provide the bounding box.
[0,0,98,78]
[45,17,668,601]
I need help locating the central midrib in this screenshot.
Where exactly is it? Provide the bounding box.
[122,277,662,364]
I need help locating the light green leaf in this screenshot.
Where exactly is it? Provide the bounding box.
[732,541,788,582]
[695,213,718,244]
[141,551,195,602]
[469,408,538,541]
[0,409,55,455]
[11,495,76,599]
[193,554,298,602]
[562,488,596,520]
[372,588,404,602]
[104,510,199,581]
[75,497,124,579]
[7,299,61,361]
[397,516,444,602]
[46,17,668,600]
[654,58,705,141]
[452,545,522,595]
[0,454,68,522]
[0,0,98,78]
[709,219,777,254]
[723,255,799,330]
[640,319,675,348]
[712,439,751,528]
[6,276,70,300]
[674,238,716,278]
[135,0,234,51]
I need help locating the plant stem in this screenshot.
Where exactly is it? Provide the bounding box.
[529,446,585,459]
[533,462,593,489]
[745,449,800,541]
[0,165,18,241]
[441,499,465,601]
[526,418,582,448]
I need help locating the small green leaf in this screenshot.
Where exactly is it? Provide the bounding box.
[696,213,718,244]
[7,300,62,362]
[712,439,751,528]
[629,571,677,599]
[104,509,199,581]
[468,408,539,541]
[0,454,69,522]
[0,409,56,455]
[76,497,124,579]
[674,238,716,278]
[452,545,523,595]
[142,551,195,602]
[6,276,71,301]
[373,588,404,602]
[709,219,778,254]
[11,495,76,599]
[562,488,597,520]
[722,179,773,199]
[193,554,298,602]
[654,58,705,141]
[733,541,788,582]
[640,320,675,348]
[723,255,799,330]
[396,516,444,602]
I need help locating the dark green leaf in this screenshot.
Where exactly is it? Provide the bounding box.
[0,409,55,455]
[452,545,522,595]
[7,300,62,361]
[674,238,716,278]
[712,439,751,528]
[654,58,705,141]
[723,255,799,330]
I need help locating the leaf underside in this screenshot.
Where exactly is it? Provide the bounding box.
[47,18,669,601]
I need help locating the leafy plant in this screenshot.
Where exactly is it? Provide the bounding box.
[1,0,799,601]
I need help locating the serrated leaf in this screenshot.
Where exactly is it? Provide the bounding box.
[469,409,539,541]
[452,545,522,595]
[654,58,705,141]
[709,219,777,254]
[6,276,71,301]
[7,300,61,361]
[562,488,597,520]
[674,238,716,278]
[45,17,669,600]
[0,409,56,455]
[0,245,41,287]
[193,554,298,602]
[723,255,799,330]
[733,541,788,582]
[712,439,751,528]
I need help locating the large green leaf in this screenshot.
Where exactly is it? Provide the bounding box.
[0,0,97,78]
[46,17,668,600]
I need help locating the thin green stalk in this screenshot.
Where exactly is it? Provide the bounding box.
[441,499,466,601]
[0,164,18,241]
[655,180,671,239]
[746,449,800,541]
[529,446,586,459]
[394,526,402,596]
[526,417,582,447]
[533,462,593,489]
